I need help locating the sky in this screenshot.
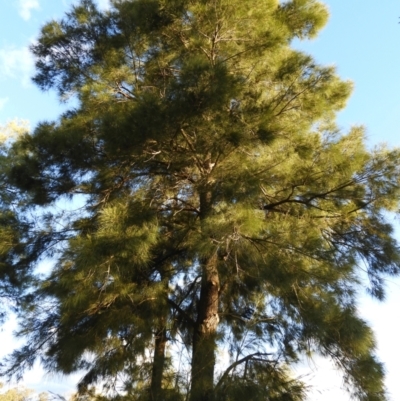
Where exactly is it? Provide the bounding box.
[1,0,400,399]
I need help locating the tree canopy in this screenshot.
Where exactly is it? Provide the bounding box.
[0,382,52,401]
[1,1,400,400]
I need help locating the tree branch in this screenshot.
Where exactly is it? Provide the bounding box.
[215,352,273,389]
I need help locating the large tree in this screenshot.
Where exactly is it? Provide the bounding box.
[2,1,400,400]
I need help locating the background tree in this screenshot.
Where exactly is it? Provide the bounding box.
[2,1,400,401]
[0,382,53,401]
[0,384,33,401]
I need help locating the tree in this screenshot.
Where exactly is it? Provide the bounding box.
[0,382,51,401]
[0,120,39,322]
[2,0,400,400]
[0,384,33,401]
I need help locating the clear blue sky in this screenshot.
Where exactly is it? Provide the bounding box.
[1,1,400,399]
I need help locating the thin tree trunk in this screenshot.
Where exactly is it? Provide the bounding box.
[150,325,167,400]
[190,188,220,401]
[149,272,170,400]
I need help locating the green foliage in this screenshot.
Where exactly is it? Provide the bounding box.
[1,1,400,401]
[0,121,43,322]
[0,385,33,401]
[0,383,51,401]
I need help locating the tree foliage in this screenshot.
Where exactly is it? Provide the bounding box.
[0,382,52,401]
[0,385,33,401]
[1,1,400,400]
[0,120,39,322]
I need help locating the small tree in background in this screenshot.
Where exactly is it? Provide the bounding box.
[0,383,52,401]
[2,1,400,400]
[0,384,33,401]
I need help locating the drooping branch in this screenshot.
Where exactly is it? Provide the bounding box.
[215,352,274,390]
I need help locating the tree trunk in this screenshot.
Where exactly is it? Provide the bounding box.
[150,325,167,400]
[190,189,220,401]
[149,272,170,400]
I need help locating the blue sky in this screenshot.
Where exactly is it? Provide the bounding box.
[295,1,400,147]
[1,0,400,399]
